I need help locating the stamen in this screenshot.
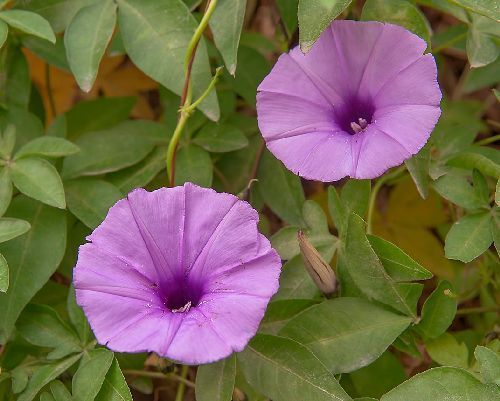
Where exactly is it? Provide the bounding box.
[172,301,192,313]
[350,121,363,134]
[358,118,368,129]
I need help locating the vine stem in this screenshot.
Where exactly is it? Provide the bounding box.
[366,166,406,234]
[166,0,219,187]
[174,365,190,401]
[123,369,195,388]
[456,305,500,315]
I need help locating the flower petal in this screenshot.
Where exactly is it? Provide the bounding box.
[373,54,442,108]
[353,125,411,179]
[267,131,353,181]
[374,104,441,154]
[358,23,427,98]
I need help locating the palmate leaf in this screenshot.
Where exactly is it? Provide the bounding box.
[0,10,55,44]
[95,358,132,401]
[279,298,411,373]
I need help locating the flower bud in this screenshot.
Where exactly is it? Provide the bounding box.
[297,230,336,297]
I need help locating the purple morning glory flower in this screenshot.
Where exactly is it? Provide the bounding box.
[257,20,442,181]
[73,183,281,364]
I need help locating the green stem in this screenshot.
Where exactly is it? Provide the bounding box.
[166,0,219,186]
[175,365,190,401]
[367,166,406,234]
[184,66,223,114]
[475,133,500,146]
[123,369,195,388]
[456,305,500,315]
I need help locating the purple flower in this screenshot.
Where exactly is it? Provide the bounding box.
[73,183,281,364]
[257,20,442,181]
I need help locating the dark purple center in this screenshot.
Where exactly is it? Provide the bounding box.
[159,278,205,313]
[333,96,375,135]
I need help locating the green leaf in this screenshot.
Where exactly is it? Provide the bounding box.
[0,10,55,43]
[276,0,299,35]
[258,151,305,226]
[16,304,82,360]
[194,123,248,153]
[433,172,488,209]
[475,345,500,385]
[174,144,213,187]
[405,145,431,199]
[22,36,69,72]
[328,181,371,237]
[117,0,219,120]
[260,299,318,335]
[0,218,30,243]
[426,333,469,368]
[230,46,270,107]
[279,297,411,373]
[0,253,7,292]
[65,178,122,229]
[18,354,81,401]
[50,381,72,401]
[344,213,421,317]
[10,158,66,209]
[273,255,321,301]
[451,0,500,22]
[0,167,12,216]
[62,121,156,179]
[271,200,338,260]
[65,0,117,92]
[20,0,98,33]
[0,107,43,151]
[107,147,166,194]
[67,286,91,345]
[15,137,79,159]
[367,235,432,281]
[0,20,7,48]
[448,151,500,179]
[417,280,457,339]
[466,14,500,68]
[72,349,114,401]
[0,124,16,159]
[445,211,493,262]
[380,367,498,401]
[4,47,31,108]
[65,97,136,140]
[361,0,431,47]
[0,197,66,342]
[95,358,132,401]
[195,354,236,401]
[209,0,246,75]
[298,0,352,52]
[40,392,55,401]
[238,334,352,401]
[348,352,407,400]
[464,57,500,93]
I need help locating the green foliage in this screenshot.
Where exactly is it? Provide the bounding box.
[0,0,497,399]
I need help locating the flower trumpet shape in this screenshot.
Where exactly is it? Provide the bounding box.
[73,183,281,364]
[257,20,442,181]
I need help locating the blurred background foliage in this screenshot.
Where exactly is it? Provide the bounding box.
[0,0,498,400]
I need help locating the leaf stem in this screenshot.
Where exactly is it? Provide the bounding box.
[367,166,406,234]
[166,0,219,187]
[475,133,500,146]
[456,305,500,315]
[45,63,57,120]
[174,365,190,401]
[123,369,195,388]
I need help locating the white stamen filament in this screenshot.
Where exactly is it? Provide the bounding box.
[172,301,192,313]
